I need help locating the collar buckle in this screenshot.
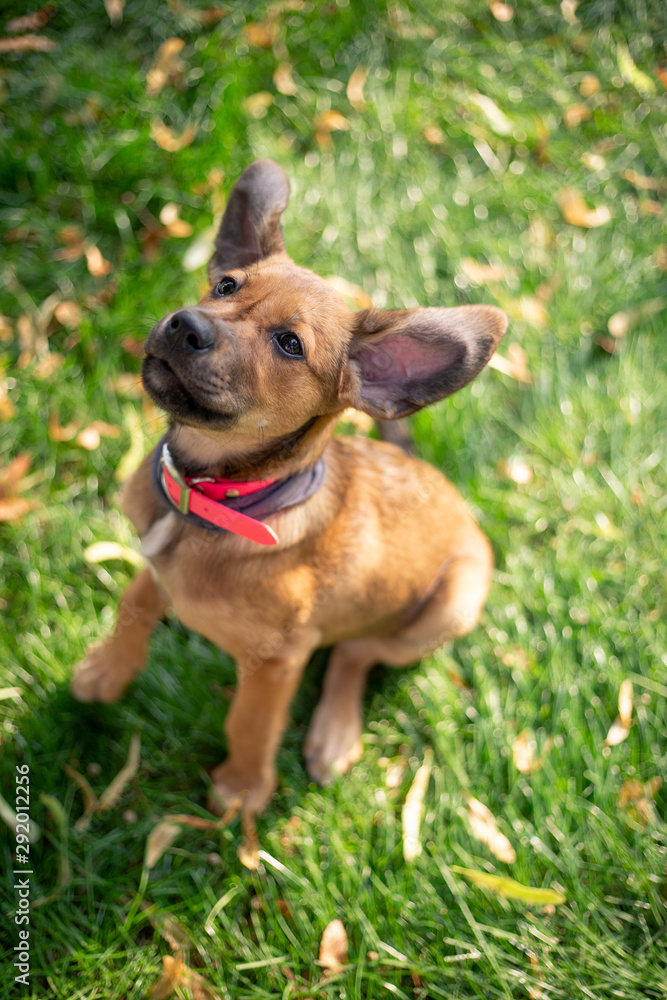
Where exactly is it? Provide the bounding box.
[161,443,190,514]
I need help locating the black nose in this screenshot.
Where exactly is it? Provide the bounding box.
[166,309,216,352]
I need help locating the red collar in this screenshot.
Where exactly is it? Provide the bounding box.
[159,443,280,546]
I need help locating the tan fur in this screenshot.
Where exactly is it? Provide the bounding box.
[70,160,506,813]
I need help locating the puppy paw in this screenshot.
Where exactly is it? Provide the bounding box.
[207,760,277,815]
[70,645,136,703]
[303,707,364,785]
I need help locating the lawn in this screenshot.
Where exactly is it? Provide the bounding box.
[0,1,666,997]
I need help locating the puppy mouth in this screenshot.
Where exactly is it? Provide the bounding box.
[141,355,237,429]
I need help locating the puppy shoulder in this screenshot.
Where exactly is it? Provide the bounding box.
[120,449,163,536]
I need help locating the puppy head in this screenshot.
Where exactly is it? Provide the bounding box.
[142,160,507,450]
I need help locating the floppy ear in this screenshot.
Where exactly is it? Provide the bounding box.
[208,159,290,281]
[343,305,507,419]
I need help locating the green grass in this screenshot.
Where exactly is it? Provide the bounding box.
[1,1,666,997]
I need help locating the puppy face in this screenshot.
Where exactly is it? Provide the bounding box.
[142,160,507,444]
[142,257,353,437]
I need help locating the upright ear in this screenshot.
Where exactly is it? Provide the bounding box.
[343,305,508,419]
[208,159,290,281]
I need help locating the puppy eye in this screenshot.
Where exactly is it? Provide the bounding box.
[215,276,236,296]
[276,332,304,357]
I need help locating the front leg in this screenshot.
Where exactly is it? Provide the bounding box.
[71,567,168,703]
[208,646,313,815]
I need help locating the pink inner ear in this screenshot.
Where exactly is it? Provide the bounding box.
[359,334,462,384]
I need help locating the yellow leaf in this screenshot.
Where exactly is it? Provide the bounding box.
[84,541,144,568]
[324,275,372,309]
[497,457,533,485]
[145,821,182,869]
[466,796,516,863]
[150,953,186,1000]
[97,731,141,811]
[319,918,348,971]
[604,719,629,746]
[146,38,185,96]
[512,729,541,772]
[558,187,611,228]
[314,109,350,133]
[274,61,298,96]
[85,243,113,277]
[402,747,433,861]
[151,118,197,152]
[579,74,600,97]
[618,679,633,729]
[347,65,368,111]
[469,93,512,136]
[451,866,566,905]
[241,91,274,119]
[460,257,505,285]
[617,42,656,97]
[488,343,533,383]
[563,103,591,127]
[489,2,514,21]
[238,808,260,870]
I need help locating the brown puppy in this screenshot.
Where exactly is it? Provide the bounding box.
[71,160,506,813]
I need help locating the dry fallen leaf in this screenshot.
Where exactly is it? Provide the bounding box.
[146,38,185,96]
[497,457,533,485]
[452,866,566,905]
[241,91,274,119]
[607,297,665,338]
[604,679,633,746]
[7,6,55,32]
[469,93,512,136]
[0,34,56,53]
[54,300,82,329]
[319,918,348,972]
[75,420,121,451]
[489,1,514,21]
[274,61,298,95]
[314,109,350,149]
[423,124,445,145]
[560,0,579,24]
[617,41,656,97]
[243,20,277,48]
[623,168,665,193]
[33,352,64,380]
[159,202,193,238]
[104,0,125,25]
[466,795,516,863]
[146,822,182,869]
[402,747,433,861]
[151,118,197,151]
[618,777,661,826]
[581,151,606,171]
[579,74,600,97]
[84,541,144,568]
[63,763,99,814]
[488,343,533,383]
[558,187,611,228]
[238,808,260,870]
[48,413,79,442]
[337,407,374,434]
[150,953,186,1000]
[563,103,591,127]
[0,454,37,523]
[460,257,504,285]
[324,275,372,310]
[85,244,113,278]
[97,731,141,811]
[618,679,633,729]
[512,730,541,773]
[347,65,368,111]
[0,790,41,842]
